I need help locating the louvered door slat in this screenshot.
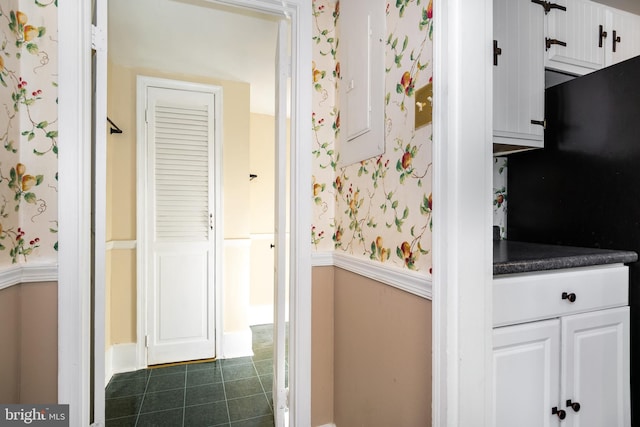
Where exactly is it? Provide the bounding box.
[153,101,211,241]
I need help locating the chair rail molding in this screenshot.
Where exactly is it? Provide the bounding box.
[0,262,58,291]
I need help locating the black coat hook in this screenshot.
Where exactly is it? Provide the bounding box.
[249,174,258,181]
[107,117,123,134]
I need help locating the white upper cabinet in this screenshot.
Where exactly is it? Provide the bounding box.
[546,0,606,74]
[607,9,640,66]
[546,0,640,75]
[493,0,545,149]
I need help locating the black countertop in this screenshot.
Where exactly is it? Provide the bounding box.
[493,240,638,275]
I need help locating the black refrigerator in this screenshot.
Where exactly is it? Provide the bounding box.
[508,55,640,422]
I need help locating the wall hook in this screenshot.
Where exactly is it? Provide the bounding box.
[249,174,258,181]
[107,117,123,134]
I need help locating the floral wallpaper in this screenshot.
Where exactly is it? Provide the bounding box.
[0,0,58,265]
[312,0,434,273]
[493,157,507,239]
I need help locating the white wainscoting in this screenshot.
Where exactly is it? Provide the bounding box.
[311,252,432,300]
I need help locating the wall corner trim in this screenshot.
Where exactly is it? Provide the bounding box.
[0,262,58,291]
[313,251,432,299]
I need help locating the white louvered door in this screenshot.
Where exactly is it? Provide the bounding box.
[145,84,217,366]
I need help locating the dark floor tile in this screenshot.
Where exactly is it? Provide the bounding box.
[227,395,272,422]
[185,382,226,406]
[147,372,186,392]
[187,361,219,372]
[184,401,229,426]
[105,415,137,427]
[105,395,143,420]
[223,377,264,400]
[106,378,147,398]
[140,389,185,414]
[221,357,253,367]
[259,375,273,393]
[111,369,151,383]
[136,408,183,427]
[221,364,257,381]
[252,360,272,377]
[149,364,187,377]
[230,415,274,427]
[187,368,223,387]
[251,348,272,362]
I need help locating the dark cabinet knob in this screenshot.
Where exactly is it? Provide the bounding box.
[552,407,567,420]
[270,244,275,249]
[562,292,577,303]
[567,399,581,412]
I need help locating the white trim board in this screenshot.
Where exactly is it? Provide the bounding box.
[222,329,254,359]
[0,263,58,291]
[104,343,138,385]
[312,252,432,300]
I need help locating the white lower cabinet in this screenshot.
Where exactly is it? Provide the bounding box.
[494,266,630,427]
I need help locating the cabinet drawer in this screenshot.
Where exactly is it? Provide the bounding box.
[494,264,628,327]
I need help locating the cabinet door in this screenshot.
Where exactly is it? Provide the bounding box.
[546,0,606,74]
[493,0,545,147]
[607,9,640,66]
[561,307,630,427]
[494,319,561,427]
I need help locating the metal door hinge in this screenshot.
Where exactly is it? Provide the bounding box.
[91,24,106,53]
[493,40,502,66]
[546,38,567,51]
[531,0,567,14]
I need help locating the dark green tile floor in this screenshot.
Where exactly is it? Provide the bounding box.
[106,325,275,427]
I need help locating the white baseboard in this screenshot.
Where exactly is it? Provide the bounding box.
[105,343,138,384]
[222,328,253,359]
[249,304,274,326]
[316,424,336,427]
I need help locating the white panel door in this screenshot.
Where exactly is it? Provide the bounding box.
[546,0,606,74]
[493,319,561,427]
[561,307,630,427]
[145,84,217,366]
[493,0,545,146]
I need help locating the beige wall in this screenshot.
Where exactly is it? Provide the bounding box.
[0,285,20,402]
[0,282,58,404]
[333,268,432,427]
[106,60,252,343]
[311,266,335,426]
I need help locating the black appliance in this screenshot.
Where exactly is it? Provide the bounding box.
[508,55,640,422]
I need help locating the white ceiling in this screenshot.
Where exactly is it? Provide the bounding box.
[593,0,640,15]
[108,0,281,115]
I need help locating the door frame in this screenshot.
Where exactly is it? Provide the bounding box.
[136,76,223,368]
[58,0,312,425]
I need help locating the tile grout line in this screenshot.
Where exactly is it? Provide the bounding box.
[182,368,187,427]
[220,362,232,425]
[134,370,151,427]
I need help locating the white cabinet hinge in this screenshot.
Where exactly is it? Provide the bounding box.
[91,24,107,53]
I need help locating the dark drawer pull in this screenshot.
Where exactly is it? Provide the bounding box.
[567,399,581,412]
[552,407,567,420]
[562,292,577,303]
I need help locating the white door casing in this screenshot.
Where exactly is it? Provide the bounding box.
[137,78,222,366]
[273,18,289,427]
